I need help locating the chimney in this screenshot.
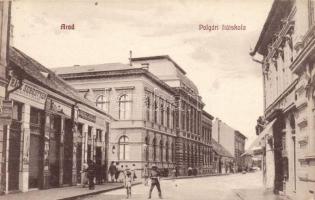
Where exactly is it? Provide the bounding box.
[129,50,132,66]
[141,63,149,70]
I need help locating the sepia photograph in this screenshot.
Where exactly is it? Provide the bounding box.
[0,0,314,199]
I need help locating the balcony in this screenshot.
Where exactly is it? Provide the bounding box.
[291,24,315,74]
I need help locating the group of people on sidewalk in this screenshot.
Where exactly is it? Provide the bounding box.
[81,161,164,199]
[108,162,163,199]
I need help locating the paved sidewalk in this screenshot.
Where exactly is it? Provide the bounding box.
[2,182,141,200]
[233,188,291,200]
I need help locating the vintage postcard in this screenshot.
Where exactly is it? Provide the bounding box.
[0,0,314,200]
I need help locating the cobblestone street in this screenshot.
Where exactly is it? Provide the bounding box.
[79,172,287,200]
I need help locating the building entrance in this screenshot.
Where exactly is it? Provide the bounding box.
[63,119,73,185]
[29,107,44,188]
[8,102,22,191]
[49,115,61,187]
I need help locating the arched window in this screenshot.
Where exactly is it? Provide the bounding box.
[118,94,131,120]
[96,94,110,113]
[153,137,157,161]
[160,140,163,162]
[118,136,129,160]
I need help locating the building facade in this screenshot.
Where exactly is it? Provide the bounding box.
[1,47,112,194]
[234,130,246,172]
[0,1,11,194]
[131,56,208,175]
[201,110,214,174]
[56,63,177,178]
[212,118,236,157]
[251,0,315,199]
[56,55,218,176]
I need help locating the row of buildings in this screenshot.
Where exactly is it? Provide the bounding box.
[249,0,315,199]
[0,1,246,195]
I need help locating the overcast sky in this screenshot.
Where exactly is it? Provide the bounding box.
[11,0,273,148]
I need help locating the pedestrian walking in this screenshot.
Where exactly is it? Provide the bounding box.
[87,159,96,190]
[148,165,162,199]
[171,168,178,188]
[95,161,102,184]
[124,170,133,199]
[108,161,117,182]
[81,161,88,188]
[118,165,125,182]
[188,166,192,176]
[115,162,120,182]
[131,163,137,181]
[143,164,149,186]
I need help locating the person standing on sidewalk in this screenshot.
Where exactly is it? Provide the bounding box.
[81,161,89,188]
[131,164,137,181]
[143,164,149,186]
[87,159,96,190]
[108,161,117,182]
[124,169,133,199]
[148,165,162,199]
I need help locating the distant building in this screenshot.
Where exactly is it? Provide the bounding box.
[212,118,235,159]
[234,130,246,172]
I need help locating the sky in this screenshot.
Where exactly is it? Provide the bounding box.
[11,0,273,148]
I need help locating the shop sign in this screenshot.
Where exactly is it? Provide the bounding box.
[78,109,96,123]
[46,98,72,117]
[9,77,47,104]
[0,100,13,125]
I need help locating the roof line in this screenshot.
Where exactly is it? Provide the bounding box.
[130,55,187,75]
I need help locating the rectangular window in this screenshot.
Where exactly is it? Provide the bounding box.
[309,0,315,27]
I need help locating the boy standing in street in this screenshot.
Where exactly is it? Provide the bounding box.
[148,165,162,199]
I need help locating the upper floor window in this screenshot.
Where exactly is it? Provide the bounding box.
[153,137,157,161]
[160,103,164,125]
[166,106,170,128]
[118,94,131,120]
[119,136,130,160]
[96,129,102,142]
[160,139,163,161]
[145,96,150,121]
[153,100,158,123]
[96,94,110,113]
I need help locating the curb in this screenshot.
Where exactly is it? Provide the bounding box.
[58,182,142,200]
[162,173,231,180]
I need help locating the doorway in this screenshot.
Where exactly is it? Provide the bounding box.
[8,102,22,191]
[63,119,73,185]
[49,115,61,187]
[29,107,44,188]
[95,147,102,184]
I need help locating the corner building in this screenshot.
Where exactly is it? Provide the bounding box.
[55,63,177,178]
[3,47,112,194]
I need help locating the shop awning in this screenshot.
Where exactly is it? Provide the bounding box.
[243,118,277,156]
